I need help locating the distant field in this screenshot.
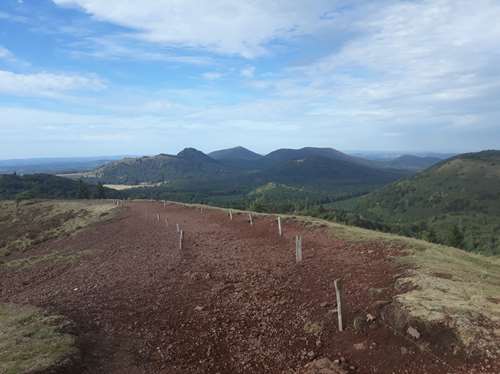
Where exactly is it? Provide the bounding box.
[104,183,161,190]
[56,171,95,179]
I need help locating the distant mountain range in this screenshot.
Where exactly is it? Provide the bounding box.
[334,150,500,255]
[81,146,409,192]
[88,148,233,185]
[0,148,446,175]
[378,155,442,171]
[2,147,497,256]
[209,146,262,161]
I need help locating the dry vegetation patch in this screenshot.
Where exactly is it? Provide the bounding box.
[1,250,92,270]
[0,200,116,258]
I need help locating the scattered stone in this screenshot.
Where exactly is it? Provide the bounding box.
[368,288,385,297]
[407,326,421,340]
[400,346,408,355]
[366,313,376,323]
[371,300,392,310]
[353,341,367,351]
[300,358,348,374]
[194,305,204,312]
[320,302,330,308]
[304,321,323,335]
[353,315,367,333]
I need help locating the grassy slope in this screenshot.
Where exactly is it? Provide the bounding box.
[175,201,500,355]
[0,200,117,259]
[0,304,78,374]
[0,200,118,372]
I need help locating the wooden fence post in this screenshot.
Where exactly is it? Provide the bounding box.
[179,230,184,250]
[249,213,253,226]
[334,279,343,332]
[295,235,302,263]
[156,213,160,222]
[176,223,180,233]
[229,210,233,221]
[278,216,282,237]
[165,217,169,226]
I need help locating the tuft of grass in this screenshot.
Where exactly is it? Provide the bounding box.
[0,303,78,374]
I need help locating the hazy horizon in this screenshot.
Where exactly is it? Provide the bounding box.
[1,0,500,158]
[0,145,469,162]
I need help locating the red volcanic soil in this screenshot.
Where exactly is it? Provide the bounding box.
[0,202,496,373]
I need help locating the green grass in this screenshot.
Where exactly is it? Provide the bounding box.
[0,304,78,374]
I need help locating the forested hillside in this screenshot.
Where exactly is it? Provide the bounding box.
[332,150,500,254]
[0,174,118,200]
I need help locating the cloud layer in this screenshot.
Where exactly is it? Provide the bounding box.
[53,0,337,58]
[0,70,105,97]
[1,0,499,157]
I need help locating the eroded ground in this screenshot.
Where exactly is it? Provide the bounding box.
[0,201,498,373]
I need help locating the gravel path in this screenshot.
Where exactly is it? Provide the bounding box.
[1,201,495,373]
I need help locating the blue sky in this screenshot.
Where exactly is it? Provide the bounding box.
[1,0,500,158]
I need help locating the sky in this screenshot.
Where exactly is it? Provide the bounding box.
[1,0,500,158]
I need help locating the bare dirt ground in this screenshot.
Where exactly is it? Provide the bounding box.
[1,201,498,373]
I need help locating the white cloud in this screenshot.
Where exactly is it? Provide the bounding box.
[68,36,215,65]
[52,0,337,58]
[201,72,223,80]
[3,0,500,156]
[250,0,500,130]
[0,47,14,61]
[240,66,255,78]
[0,70,106,97]
[0,11,28,23]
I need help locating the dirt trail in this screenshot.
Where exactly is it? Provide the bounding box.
[0,202,495,373]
